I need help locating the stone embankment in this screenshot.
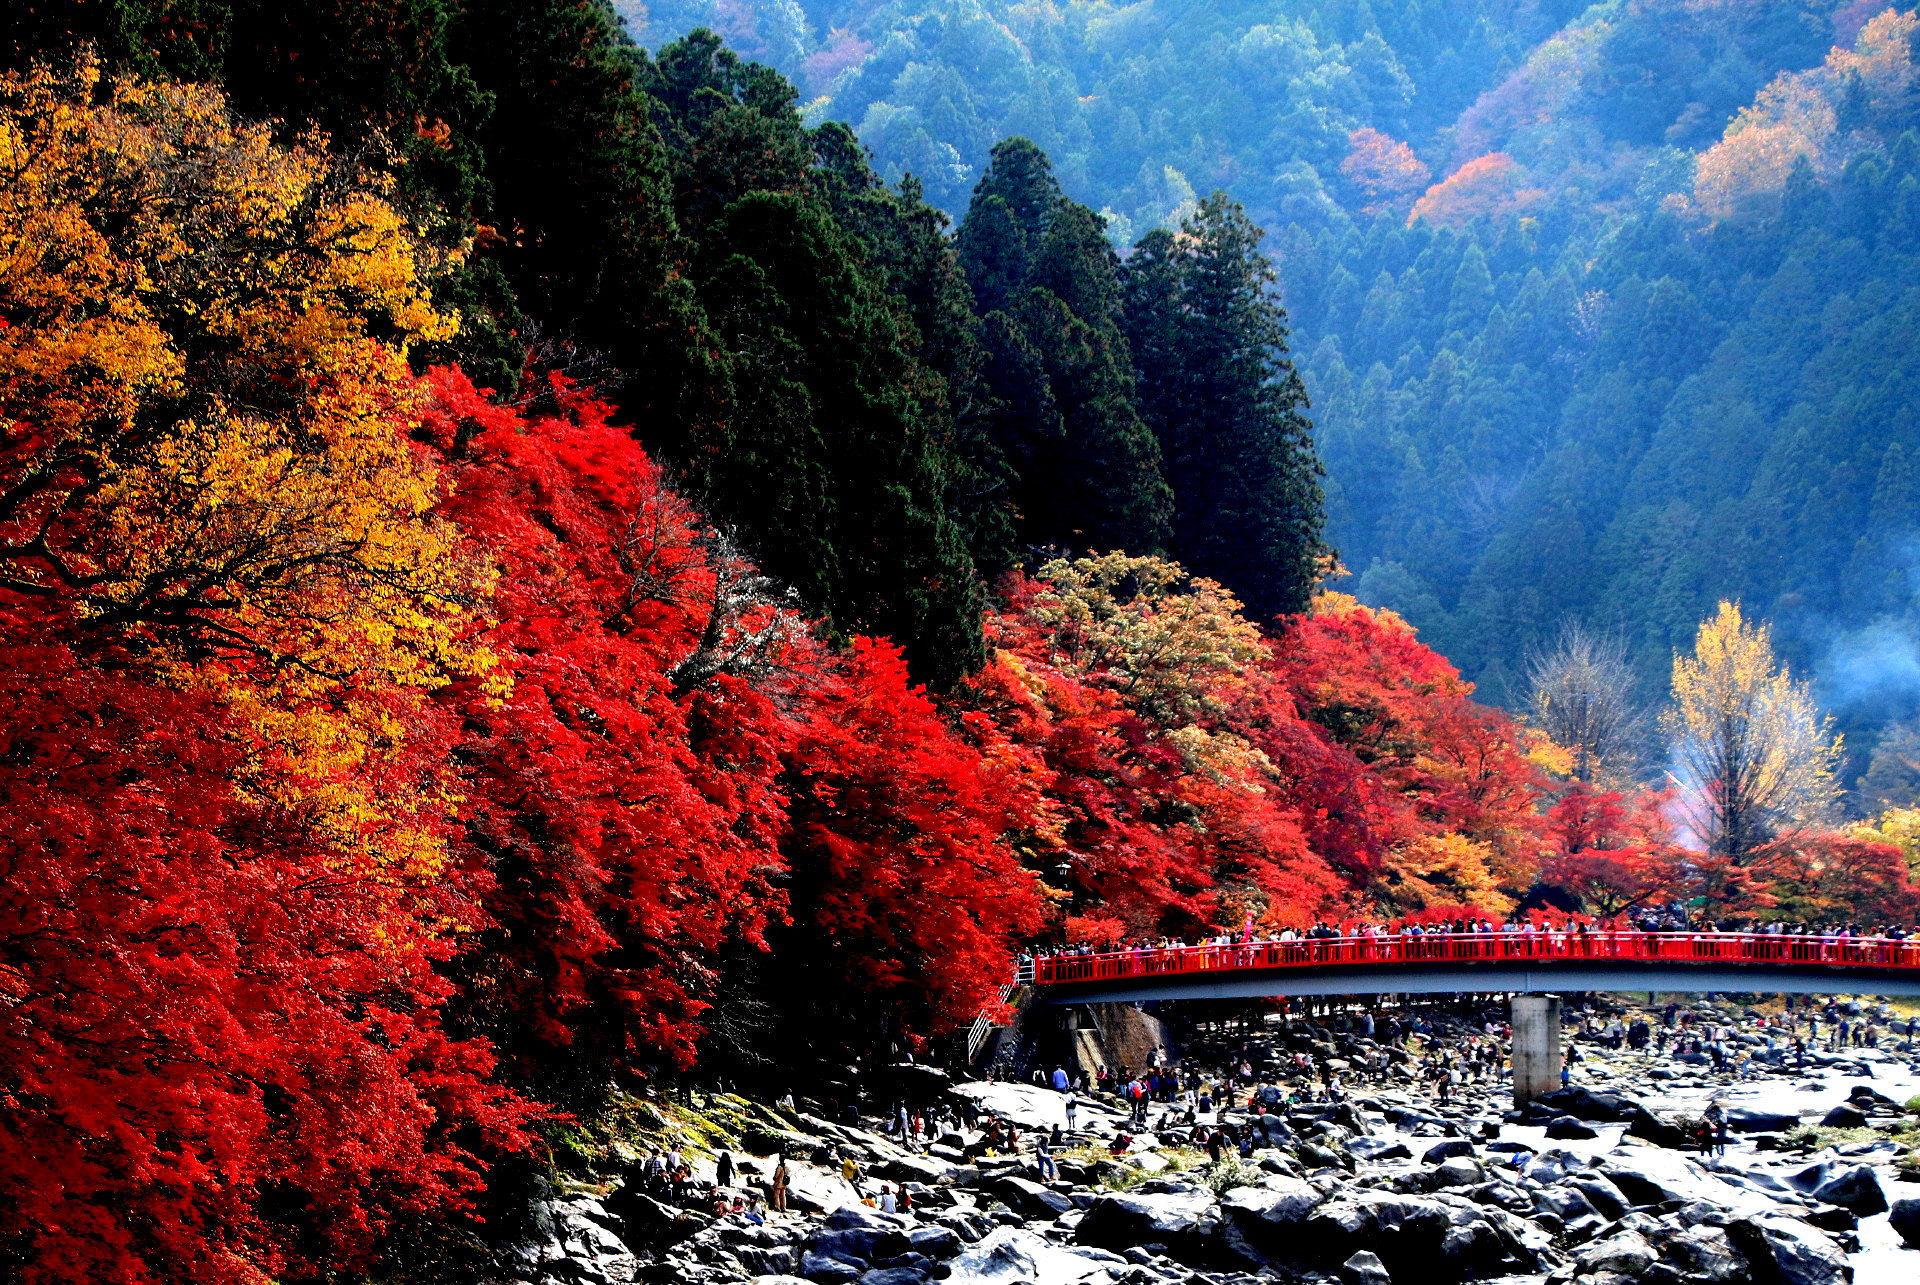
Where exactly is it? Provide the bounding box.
[496,998,1920,1285]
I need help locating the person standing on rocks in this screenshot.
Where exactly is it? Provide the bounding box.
[771,1154,790,1213]
[715,1150,734,1192]
[1703,1101,1728,1157]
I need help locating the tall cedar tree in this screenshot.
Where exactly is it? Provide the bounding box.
[1124,194,1328,623]
[644,31,985,684]
[957,138,1172,555]
[815,123,1019,577]
[450,0,721,423]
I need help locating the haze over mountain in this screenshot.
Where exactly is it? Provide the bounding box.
[626,0,1920,777]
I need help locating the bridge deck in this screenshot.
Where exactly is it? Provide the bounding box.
[1025,931,1920,1001]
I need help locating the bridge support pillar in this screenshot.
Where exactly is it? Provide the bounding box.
[1510,994,1560,1110]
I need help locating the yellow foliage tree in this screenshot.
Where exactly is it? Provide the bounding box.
[1694,7,1919,217]
[0,62,491,892]
[1847,808,1920,873]
[1379,833,1513,916]
[1027,552,1265,723]
[1662,601,1841,866]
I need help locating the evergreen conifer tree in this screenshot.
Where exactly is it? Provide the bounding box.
[957,138,1171,555]
[1124,193,1328,623]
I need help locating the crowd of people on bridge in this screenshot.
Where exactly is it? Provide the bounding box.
[1018,913,1919,972]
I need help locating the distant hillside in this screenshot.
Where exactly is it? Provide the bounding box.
[625,0,1920,781]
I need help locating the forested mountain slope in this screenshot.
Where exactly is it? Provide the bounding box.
[628,0,1920,772]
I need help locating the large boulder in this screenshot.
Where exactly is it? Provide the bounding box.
[1533,1184,1599,1225]
[1250,1113,1295,1146]
[942,1226,1117,1284]
[1725,1216,1851,1285]
[1624,1109,1692,1149]
[1567,1175,1631,1221]
[602,1186,708,1252]
[799,1206,911,1276]
[985,1175,1073,1219]
[1819,1104,1869,1129]
[1545,1116,1599,1140]
[950,1081,1075,1131]
[1530,1087,1645,1123]
[1595,1161,1688,1208]
[1351,1137,1414,1162]
[778,1164,862,1214]
[876,1153,955,1186]
[906,1226,961,1260]
[1073,1185,1220,1262]
[1217,1178,1324,1259]
[1807,1164,1887,1216]
[1663,1224,1748,1284]
[1432,1156,1486,1188]
[1725,1107,1800,1134]
[1575,1229,1655,1277]
[1890,1196,1920,1248]
[1302,1193,1456,1275]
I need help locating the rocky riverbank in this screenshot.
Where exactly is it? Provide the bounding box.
[496,996,1920,1285]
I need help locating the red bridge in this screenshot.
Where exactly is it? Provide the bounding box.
[1022,930,1920,1003]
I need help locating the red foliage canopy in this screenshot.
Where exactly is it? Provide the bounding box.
[0,640,529,1285]
[423,369,791,1074]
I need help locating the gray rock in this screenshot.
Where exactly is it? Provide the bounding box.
[1725,1216,1850,1285]
[801,1210,910,1275]
[798,1250,863,1284]
[906,1226,961,1260]
[1545,1116,1599,1140]
[1341,1250,1392,1285]
[1725,1108,1799,1134]
[1531,1087,1645,1122]
[603,1186,709,1252]
[945,1226,1116,1282]
[1302,1193,1457,1274]
[1350,1136,1414,1162]
[1890,1196,1920,1248]
[737,1245,802,1275]
[1819,1104,1869,1129]
[1575,1230,1655,1276]
[1221,1178,1322,1228]
[1423,1139,1476,1163]
[1809,1164,1887,1215]
[1803,1204,1858,1233]
[986,1175,1073,1219]
[858,1269,927,1285]
[1073,1187,1220,1261]
[1595,1162,1687,1208]
[1432,1156,1485,1188]
[1567,1175,1631,1221]
[1663,1224,1747,1283]
[877,1154,954,1185]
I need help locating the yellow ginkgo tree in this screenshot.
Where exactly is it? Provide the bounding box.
[1662,601,1841,875]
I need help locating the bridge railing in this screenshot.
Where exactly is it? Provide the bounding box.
[1027,930,1920,986]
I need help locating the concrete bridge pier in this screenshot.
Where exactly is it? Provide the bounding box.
[1509,993,1560,1110]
